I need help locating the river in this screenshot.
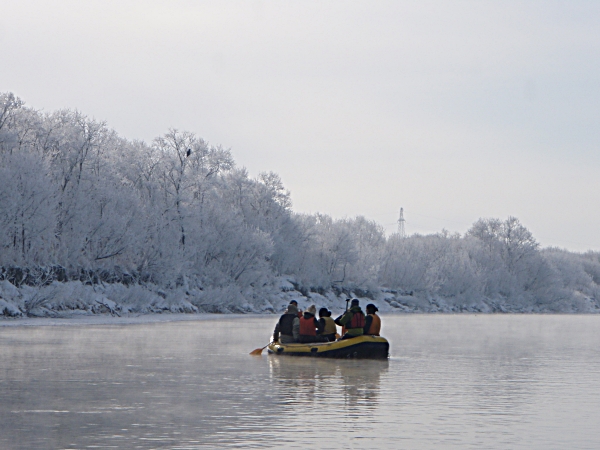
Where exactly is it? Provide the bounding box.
[1,314,599,449]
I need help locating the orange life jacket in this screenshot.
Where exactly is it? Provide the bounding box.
[367,313,381,336]
[299,316,317,336]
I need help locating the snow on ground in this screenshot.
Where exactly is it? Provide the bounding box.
[1,275,599,324]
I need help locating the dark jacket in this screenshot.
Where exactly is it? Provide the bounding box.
[273,306,300,343]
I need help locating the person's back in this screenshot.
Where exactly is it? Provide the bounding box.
[363,303,381,336]
[299,305,321,343]
[318,308,337,342]
[273,303,300,344]
[335,299,365,339]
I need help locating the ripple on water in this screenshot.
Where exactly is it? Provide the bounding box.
[0,315,599,449]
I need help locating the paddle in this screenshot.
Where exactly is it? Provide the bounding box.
[341,298,350,336]
[250,343,270,356]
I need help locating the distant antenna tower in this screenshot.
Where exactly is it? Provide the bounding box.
[398,207,406,238]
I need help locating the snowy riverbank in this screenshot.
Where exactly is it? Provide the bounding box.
[2,93,600,323]
[2,276,599,321]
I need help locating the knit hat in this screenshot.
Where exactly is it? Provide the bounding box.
[306,304,317,315]
[286,303,298,314]
[351,299,360,307]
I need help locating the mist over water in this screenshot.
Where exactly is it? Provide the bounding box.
[1,315,599,449]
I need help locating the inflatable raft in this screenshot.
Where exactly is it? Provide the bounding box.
[267,335,389,359]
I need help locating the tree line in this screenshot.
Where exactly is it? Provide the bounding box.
[1,92,599,314]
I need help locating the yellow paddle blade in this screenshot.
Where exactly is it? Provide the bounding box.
[249,348,264,356]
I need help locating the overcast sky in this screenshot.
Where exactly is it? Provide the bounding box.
[2,1,599,251]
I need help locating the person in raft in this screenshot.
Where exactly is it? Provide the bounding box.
[289,300,303,318]
[273,302,300,344]
[363,303,381,336]
[299,304,323,343]
[318,308,338,342]
[335,298,366,340]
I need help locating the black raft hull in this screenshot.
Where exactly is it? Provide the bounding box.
[267,335,389,359]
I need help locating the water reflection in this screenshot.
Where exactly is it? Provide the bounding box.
[1,315,600,449]
[269,356,388,411]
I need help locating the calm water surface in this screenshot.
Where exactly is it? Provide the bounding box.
[1,315,599,449]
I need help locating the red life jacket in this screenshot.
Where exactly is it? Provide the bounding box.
[349,311,366,329]
[299,316,317,336]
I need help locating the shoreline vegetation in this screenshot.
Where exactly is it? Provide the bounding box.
[1,92,600,320]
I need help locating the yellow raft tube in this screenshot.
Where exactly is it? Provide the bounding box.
[268,335,389,359]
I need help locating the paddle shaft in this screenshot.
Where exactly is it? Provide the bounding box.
[341,298,350,336]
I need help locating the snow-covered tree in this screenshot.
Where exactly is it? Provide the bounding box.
[1,91,599,315]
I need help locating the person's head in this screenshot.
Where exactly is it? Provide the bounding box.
[305,304,317,316]
[366,303,378,314]
[351,298,360,308]
[286,303,298,314]
[319,307,328,318]
[289,300,298,307]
